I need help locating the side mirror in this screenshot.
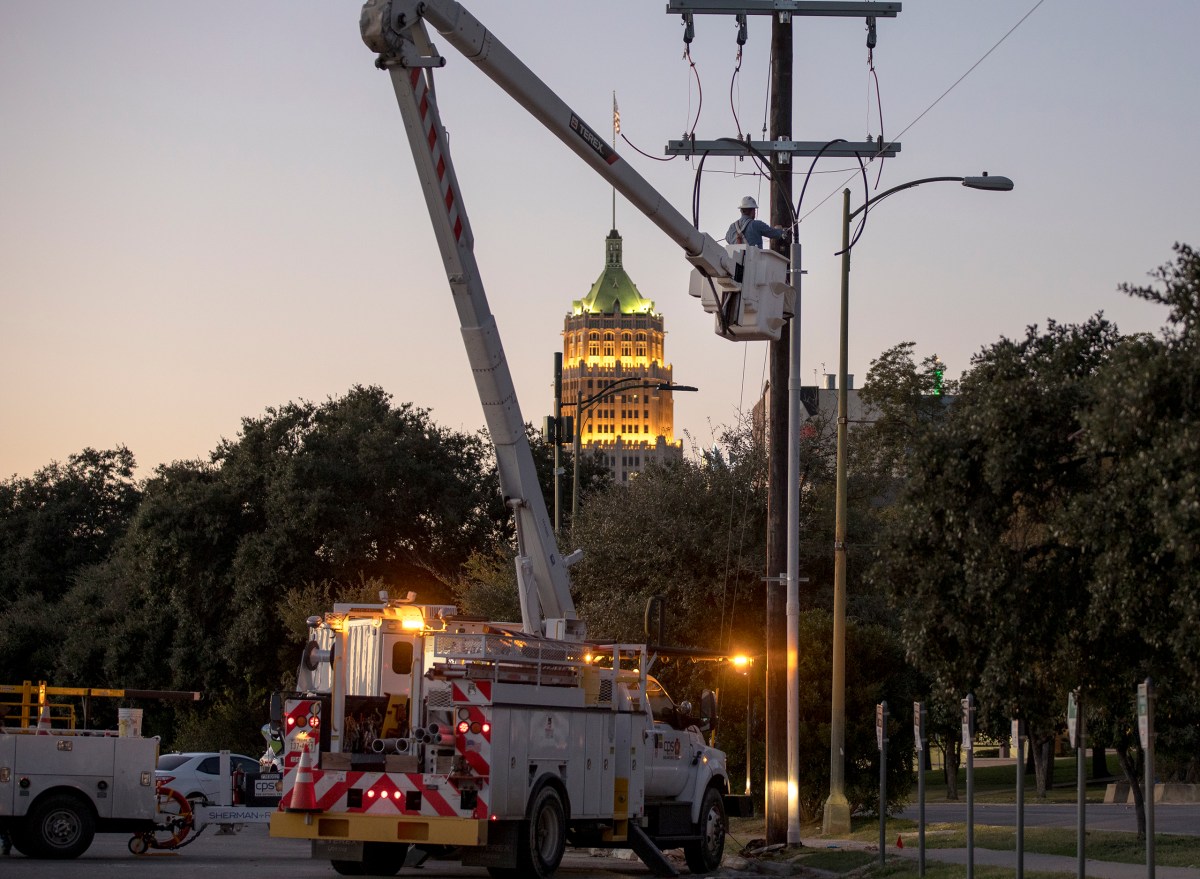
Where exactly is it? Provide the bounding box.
[269,692,283,736]
[699,689,718,735]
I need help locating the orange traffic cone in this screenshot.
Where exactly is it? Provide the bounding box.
[285,744,319,812]
[896,835,904,849]
[36,704,52,735]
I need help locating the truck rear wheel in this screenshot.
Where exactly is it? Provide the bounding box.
[25,793,96,859]
[683,786,726,875]
[517,785,566,879]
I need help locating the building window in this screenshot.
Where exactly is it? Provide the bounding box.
[588,332,599,357]
[621,333,632,358]
[635,333,647,358]
[603,332,615,358]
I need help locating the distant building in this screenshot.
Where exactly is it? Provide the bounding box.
[562,229,683,484]
[751,375,871,447]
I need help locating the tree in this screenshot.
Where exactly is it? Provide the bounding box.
[0,447,141,683]
[51,387,508,750]
[1060,244,1200,836]
[567,421,769,657]
[793,609,921,819]
[872,317,1125,796]
[1069,244,1200,686]
[0,447,140,602]
[850,343,956,625]
[450,423,611,622]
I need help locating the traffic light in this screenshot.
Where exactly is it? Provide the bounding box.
[541,415,573,446]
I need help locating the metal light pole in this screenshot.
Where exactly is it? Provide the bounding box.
[568,379,698,526]
[553,353,564,534]
[823,173,1013,835]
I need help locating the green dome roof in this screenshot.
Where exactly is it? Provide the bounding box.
[574,229,656,315]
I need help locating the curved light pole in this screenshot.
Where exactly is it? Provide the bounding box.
[823,173,1013,835]
[567,379,698,526]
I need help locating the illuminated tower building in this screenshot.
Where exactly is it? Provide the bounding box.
[562,229,682,484]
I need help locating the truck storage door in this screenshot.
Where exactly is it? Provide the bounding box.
[380,631,417,737]
[0,737,14,817]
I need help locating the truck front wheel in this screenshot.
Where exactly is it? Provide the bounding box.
[25,793,96,859]
[683,786,726,875]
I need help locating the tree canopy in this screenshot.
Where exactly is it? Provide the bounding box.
[871,244,1200,811]
[5,245,1199,804]
[1,387,506,748]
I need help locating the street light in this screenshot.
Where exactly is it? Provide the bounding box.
[566,379,698,526]
[823,173,1013,836]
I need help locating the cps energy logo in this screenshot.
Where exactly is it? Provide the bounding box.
[653,733,683,760]
[569,114,619,166]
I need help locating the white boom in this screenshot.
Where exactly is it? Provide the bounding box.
[359,0,792,641]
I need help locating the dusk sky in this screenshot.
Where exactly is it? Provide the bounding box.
[3,1,1197,479]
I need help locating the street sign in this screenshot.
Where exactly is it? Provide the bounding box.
[876,702,887,751]
[1067,690,1079,749]
[1011,718,1025,760]
[961,695,975,752]
[1137,681,1151,750]
[914,701,925,752]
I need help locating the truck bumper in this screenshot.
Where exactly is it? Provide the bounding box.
[270,811,488,847]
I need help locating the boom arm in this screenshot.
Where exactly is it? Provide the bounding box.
[358,0,792,641]
[362,9,580,640]
[362,0,793,344]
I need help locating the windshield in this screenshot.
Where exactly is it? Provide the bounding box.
[644,677,677,723]
[156,754,191,770]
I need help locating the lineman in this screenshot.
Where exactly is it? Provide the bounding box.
[725,195,786,247]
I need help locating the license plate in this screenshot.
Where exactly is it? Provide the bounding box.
[313,839,363,862]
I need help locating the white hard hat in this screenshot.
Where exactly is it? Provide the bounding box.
[739,196,758,210]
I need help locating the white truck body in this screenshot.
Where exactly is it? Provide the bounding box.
[271,604,730,876]
[0,729,158,858]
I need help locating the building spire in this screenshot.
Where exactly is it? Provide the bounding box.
[612,91,619,230]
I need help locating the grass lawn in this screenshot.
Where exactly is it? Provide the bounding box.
[923,756,1113,803]
[720,747,1195,877]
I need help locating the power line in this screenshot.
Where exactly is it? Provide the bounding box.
[799,0,1048,225]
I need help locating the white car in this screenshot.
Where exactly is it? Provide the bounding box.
[155,752,262,804]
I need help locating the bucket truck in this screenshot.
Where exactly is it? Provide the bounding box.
[269,2,778,875]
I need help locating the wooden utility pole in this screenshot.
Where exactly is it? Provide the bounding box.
[765,9,793,848]
[662,0,902,849]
